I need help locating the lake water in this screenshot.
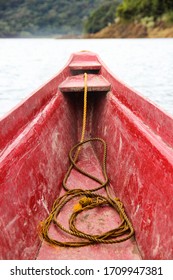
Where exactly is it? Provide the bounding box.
[0,38,173,118]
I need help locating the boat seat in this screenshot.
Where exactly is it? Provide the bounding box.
[59,74,111,93]
[69,61,101,71]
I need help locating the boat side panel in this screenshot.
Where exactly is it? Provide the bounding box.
[92,92,173,260]
[0,61,72,153]
[0,92,77,260]
[99,58,173,150]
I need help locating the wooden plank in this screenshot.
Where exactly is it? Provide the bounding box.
[59,74,111,92]
[69,61,101,70]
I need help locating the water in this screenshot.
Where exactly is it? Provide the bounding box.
[0,38,173,118]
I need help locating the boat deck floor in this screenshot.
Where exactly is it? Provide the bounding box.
[37,143,141,260]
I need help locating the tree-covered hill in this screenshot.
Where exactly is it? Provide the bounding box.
[84,0,121,34]
[0,0,105,37]
[116,0,173,22]
[1,0,173,38]
[87,0,173,38]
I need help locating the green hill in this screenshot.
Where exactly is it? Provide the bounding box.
[116,0,173,21]
[0,0,105,37]
[1,0,172,38]
[85,0,173,38]
[84,0,121,34]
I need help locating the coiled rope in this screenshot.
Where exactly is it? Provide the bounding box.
[39,73,134,247]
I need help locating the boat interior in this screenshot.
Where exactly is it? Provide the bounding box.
[1,52,173,260]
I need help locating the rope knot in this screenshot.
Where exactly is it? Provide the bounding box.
[79,196,93,207]
[73,196,93,212]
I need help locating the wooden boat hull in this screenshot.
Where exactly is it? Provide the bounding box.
[1,51,173,260]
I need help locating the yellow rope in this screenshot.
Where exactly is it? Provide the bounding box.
[81,72,87,142]
[73,72,87,161]
[39,73,134,247]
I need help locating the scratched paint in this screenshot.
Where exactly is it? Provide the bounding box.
[92,87,173,259]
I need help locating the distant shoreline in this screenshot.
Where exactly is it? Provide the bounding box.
[84,22,173,39]
[1,23,173,40]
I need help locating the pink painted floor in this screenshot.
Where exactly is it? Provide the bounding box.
[37,143,141,260]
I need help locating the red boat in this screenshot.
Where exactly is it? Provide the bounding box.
[0,51,173,260]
